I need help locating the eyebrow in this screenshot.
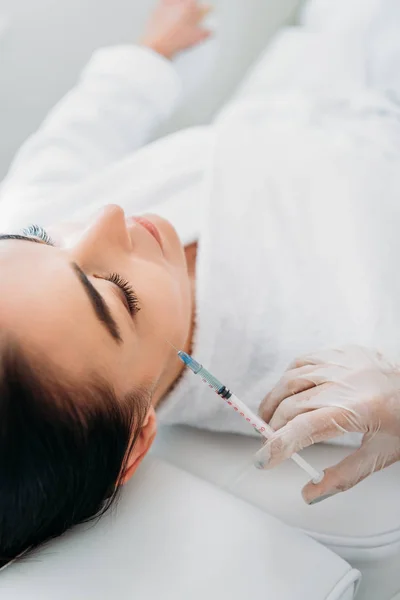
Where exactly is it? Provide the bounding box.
[71,264,122,344]
[0,234,122,344]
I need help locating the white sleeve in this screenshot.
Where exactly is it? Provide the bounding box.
[0,45,181,218]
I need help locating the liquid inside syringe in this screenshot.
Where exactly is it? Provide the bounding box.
[175,348,324,484]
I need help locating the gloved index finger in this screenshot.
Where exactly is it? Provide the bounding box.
[259,364,322,424]
[286,348,339,370]
[288,345,379,371]
[255,406,362,471]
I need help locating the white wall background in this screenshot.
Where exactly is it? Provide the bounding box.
[0,0,301,179]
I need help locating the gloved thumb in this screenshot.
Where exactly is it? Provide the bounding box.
[302,446,376,505]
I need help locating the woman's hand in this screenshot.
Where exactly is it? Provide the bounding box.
[256,346,400,504]
[140,0,212,60]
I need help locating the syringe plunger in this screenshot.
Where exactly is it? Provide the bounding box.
[176,350,324,484]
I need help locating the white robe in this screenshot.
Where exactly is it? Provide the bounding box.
[2,0,400,438]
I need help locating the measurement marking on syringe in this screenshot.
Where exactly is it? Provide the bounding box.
[173,346,324,484]
[225,398,261,429]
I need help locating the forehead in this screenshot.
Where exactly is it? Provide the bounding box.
[0,240,74,317]
[0,241,105,376]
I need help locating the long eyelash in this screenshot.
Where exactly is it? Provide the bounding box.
[22,224,55,246]
[106,273,141,316]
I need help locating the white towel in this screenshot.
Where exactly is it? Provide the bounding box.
[158,1,400,444]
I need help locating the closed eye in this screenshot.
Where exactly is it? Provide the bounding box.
[22,225,55,246]
[0,229,127,343]
[0,225,56,247]
[15,228,140,317]
[95,273,141,317]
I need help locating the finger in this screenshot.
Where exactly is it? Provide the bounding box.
[286,351,330,370]
[198,4,213,18]
[259,365,321,423]
[255,407,360,470]
[267,364,360,431]
[189,27,212,45]
[287,356,319,370]
[269,382,333,431]
[287,346,353,370]
[302,445,381,504]
[289,345,373,371]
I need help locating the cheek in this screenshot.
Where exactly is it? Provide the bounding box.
[139,266,191,346]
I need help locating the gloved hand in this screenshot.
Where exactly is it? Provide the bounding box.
[255,346,400,504]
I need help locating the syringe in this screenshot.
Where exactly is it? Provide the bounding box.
[176,349,324,484]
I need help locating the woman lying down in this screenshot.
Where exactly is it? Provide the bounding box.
[2,0,400,567]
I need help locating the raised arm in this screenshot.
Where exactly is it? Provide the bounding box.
[0,0,210,219]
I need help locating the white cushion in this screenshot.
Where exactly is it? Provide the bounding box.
[152,426,400,600]
[0,458,359,600]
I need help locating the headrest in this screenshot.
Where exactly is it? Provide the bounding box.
[0,458,359,599]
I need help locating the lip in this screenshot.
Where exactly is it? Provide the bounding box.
[132,216,163,250]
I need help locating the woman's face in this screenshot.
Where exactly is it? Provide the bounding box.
[0,205,193,401]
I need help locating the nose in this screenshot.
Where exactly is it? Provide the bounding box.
[71,205,131,268]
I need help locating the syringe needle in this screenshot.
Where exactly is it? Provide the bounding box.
[165,339,179,351]
[175,348,324,484]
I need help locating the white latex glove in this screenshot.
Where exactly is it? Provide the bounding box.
[256,346,400,504]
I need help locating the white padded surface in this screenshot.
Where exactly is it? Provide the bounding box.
[0,458,359,600]
[152,426,400,554]
[153,426,400,600]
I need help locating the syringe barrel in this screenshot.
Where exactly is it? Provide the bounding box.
[177,352,232,398]
[197,367,226,393]
[177,350,324,484]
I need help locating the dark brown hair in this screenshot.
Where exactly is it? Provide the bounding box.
[0,341,149,567]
